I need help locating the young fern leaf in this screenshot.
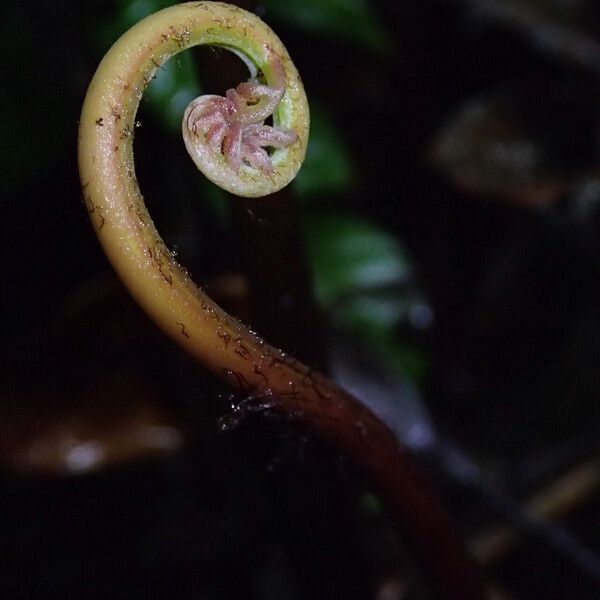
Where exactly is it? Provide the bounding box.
[78,4,483,598]
[183,47,299,187]
[78,1,310,383]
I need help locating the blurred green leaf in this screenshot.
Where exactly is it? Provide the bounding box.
[98,0,201,133]
[302,212,412,306]
[96,0,174,51]
[294,105,356,198]
[336,294,409,331]
[119,0,173,23]
[260,0,393,54]
[334,294,429,382]
[303,212,429,381]
[144,53,201,132]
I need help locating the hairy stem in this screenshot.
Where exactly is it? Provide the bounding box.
[78,3,483,597]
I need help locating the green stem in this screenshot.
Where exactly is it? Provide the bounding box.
[78,3,484,598]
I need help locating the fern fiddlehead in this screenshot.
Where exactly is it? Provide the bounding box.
[78,3,484,598]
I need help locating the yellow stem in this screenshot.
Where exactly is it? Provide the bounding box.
[79,2,309,387]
